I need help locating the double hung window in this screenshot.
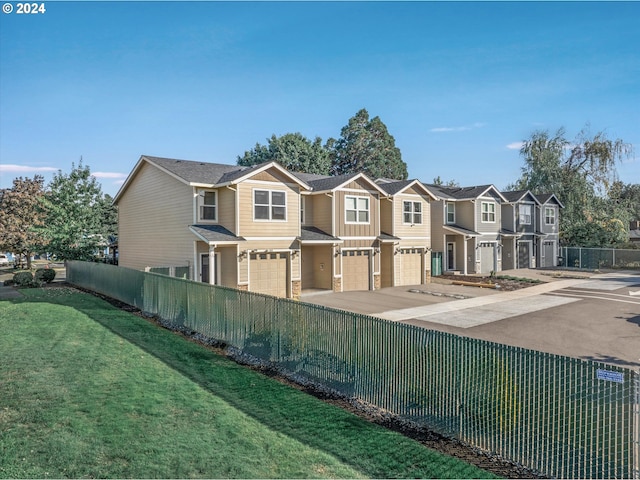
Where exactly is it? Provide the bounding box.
[199,190,216,221]
[519,204,532,225]
[254,189,286,221]
[481,202,496,223]
[403,201,422,224]
[345,196,369,223]
[545,207,556,225]
[446,202,455,224]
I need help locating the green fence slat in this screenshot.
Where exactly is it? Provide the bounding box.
[66,261,640,480]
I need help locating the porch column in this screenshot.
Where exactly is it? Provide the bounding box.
[463,238,468,275]
[209,244,216,285]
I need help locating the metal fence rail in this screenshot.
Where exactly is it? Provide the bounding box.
[562,247,640,270]
[67,261,640,479]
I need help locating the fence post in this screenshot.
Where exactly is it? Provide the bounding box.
[634,370,640,480]
[612,248,616,268]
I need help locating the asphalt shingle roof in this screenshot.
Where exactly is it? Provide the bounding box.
[190,224,243,243]
[144,155,245,185]
[300,226,341,243]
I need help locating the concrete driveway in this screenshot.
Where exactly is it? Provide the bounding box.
[303,269,640,368]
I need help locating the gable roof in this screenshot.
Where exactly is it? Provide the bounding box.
[425,184,507,202]
[502,190,541,204]
[536,193,564,208]
[375,179,437,200]
[114,155,309,203]
[296,171,388,195]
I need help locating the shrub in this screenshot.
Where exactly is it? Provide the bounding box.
[13,271,35,287]
[35,268,56,283]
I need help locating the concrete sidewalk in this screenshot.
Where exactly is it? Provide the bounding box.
[0,284,23,300]
[375,278,589,327]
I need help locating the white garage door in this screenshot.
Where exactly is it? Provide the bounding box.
[398,248,422,286]
[250,252,288,297]
[478,243,496,274]
[342,250,370,291]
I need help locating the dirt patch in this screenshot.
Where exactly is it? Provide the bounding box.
[70,283,546,479]
[438,274,543,291]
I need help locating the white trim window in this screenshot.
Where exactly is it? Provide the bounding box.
[403,201,422,224]
[345,195,369,224]
[545,207,556,225]
[446,202,455,224]
[199,190,217,221]
[481,202,496,223]
[254,189,287,221]
[300,196,306,224]
[518,204,532,225]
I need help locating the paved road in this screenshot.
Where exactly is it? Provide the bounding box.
[305,270,640,368]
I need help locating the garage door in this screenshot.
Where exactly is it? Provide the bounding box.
[541,241,555,267]
[517,242,531,268]
[250,252,288,297]
[478,243,495,274]
[342,250,370,291]
[398,248,422,286]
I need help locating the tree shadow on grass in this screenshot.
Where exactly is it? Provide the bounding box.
[12,287,507,480]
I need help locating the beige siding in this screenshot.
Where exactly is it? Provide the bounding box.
[301,245,333,290]
[380,197,393,234]
[217,187,236,232]
[237,181,300,238]
[394,194,431,239]
[307,194,332,233]
[219,246,238,287]
[335,191,379,237]
[118,162,195,273]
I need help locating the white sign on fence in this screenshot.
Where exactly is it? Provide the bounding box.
[596,369,624,384]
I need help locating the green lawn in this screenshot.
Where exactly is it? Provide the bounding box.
[0,287,498,479]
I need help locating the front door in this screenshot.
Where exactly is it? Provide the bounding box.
[517,242,530,268]
[201,254,209,283]
[447,242,455,270]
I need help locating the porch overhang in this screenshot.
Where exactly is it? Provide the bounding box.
[500,228,524,238]
[443,224,480,237]
[378,232,401,243]
[299,226,343,245]
[190,225,244,245]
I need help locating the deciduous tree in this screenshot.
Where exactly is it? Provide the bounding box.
[511,126,633,247]
[40,162,114,260]
[0,176,47,269]
[238,132,331,175]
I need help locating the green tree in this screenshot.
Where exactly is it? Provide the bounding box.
[512,127,633,247]
[39,162,113,261]
[238,132,331,175]
[328,108,408,180]
[432,176,460,187]
[0,176,47,269]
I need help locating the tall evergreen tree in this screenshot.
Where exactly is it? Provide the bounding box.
[328,108,408,180]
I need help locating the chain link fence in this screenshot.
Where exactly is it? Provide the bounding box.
[561,247,640,270]
[67,261,640,479]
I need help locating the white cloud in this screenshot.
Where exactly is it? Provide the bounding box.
[0,164,58,173]
[430,122,486,133]
[506,142,524,150]
[91,172,128,180]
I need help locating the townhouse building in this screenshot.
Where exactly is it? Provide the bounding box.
[115,155,435,299]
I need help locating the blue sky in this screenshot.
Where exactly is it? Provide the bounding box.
[1,1,638,197]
